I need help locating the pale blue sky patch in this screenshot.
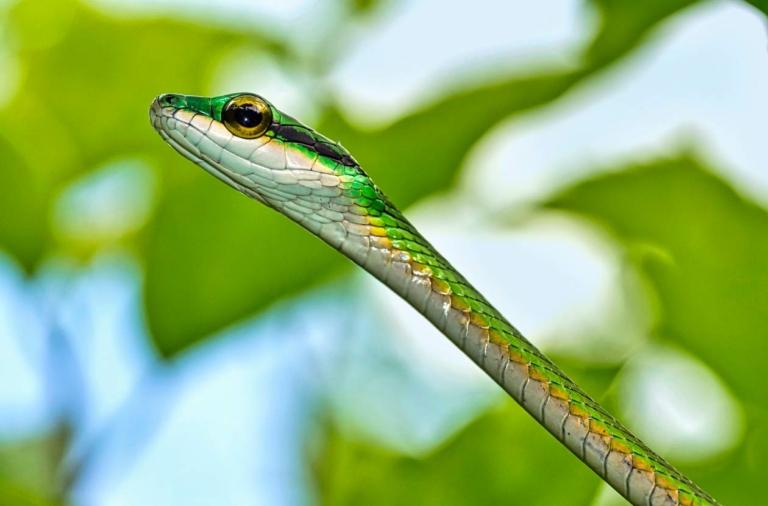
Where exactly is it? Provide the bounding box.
[51,254,158,461]
[76,291,330,506]
[0,254,49,439]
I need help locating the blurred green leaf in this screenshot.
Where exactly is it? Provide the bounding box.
[0,135,48,270]
[0,481,56,506]
[312,353,622,505]
[0,435,59,503]
[346,0,385,15]
[143,175,348,356]
[314,401,601,506]
[691,406,768,505]
[546,155,768,502]
[742,0,768,15]
[584,0,700,67]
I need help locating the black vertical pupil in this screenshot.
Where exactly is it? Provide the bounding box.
[233,104,262,128]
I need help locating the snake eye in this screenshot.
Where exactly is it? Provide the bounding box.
[222,95,272,139]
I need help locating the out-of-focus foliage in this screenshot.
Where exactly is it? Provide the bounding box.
[585,0,701,66]
[0,433,61,505]
[0,136,46,269]
[315,402,601,506]
[346,0,384,16]
[314,356,621,505]
[547,157,768,504]
[549,157,768,405]
[745,0,768,14]
[0,0,765,504]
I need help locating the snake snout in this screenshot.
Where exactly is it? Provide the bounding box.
[149,99,161,122]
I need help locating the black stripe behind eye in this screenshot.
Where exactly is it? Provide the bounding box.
[277,125,316,147]
[314,142,342,161]
[275,122,359,167]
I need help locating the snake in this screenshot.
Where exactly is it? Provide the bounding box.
[149,92,720,506]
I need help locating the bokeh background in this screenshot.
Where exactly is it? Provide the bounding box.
[0,0,766,504]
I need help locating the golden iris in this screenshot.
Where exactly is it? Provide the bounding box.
[222,95,272,139]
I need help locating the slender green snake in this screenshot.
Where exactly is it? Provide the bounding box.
[150,92,720,506]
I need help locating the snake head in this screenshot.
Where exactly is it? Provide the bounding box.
[150,92,391,250]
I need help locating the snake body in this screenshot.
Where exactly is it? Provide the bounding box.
[150,92,719,506]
